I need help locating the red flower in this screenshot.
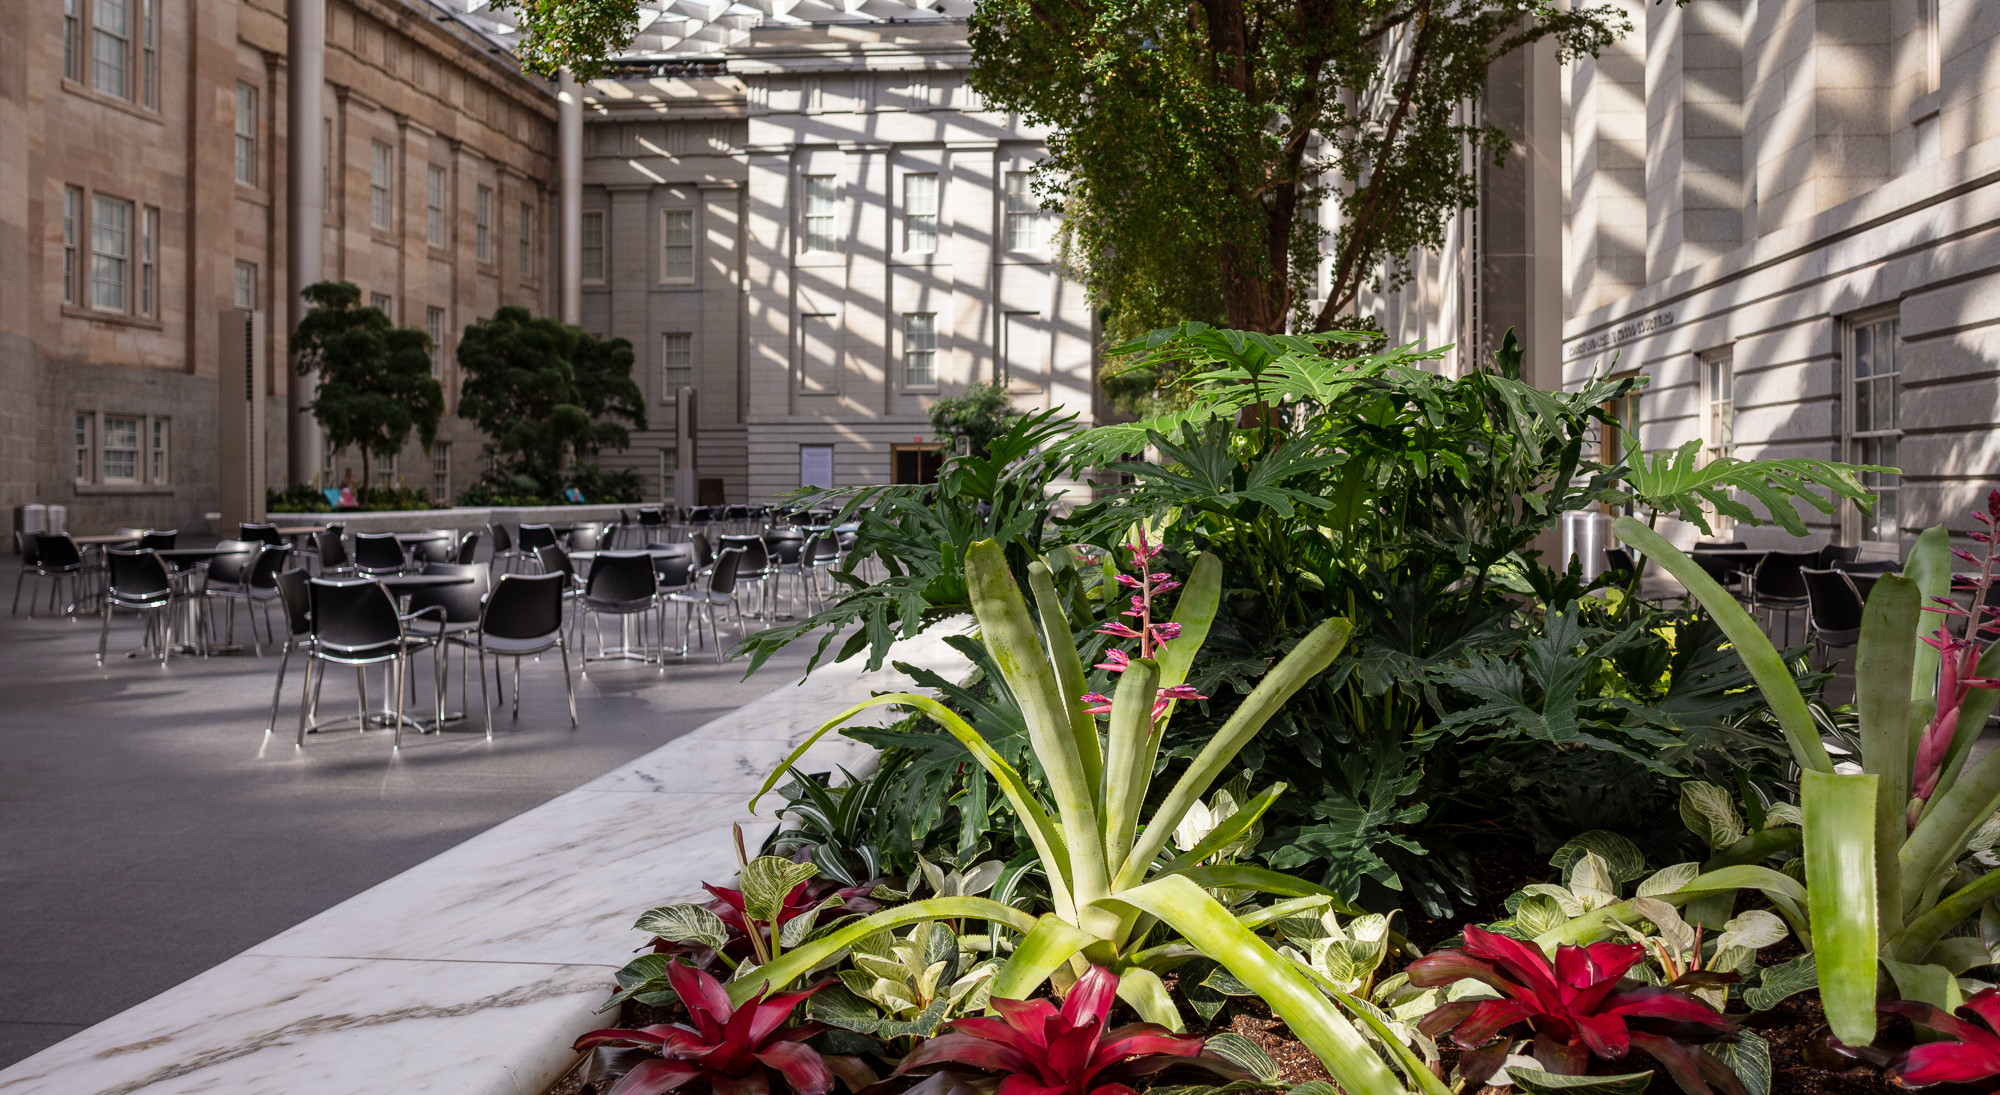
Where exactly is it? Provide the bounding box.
[1883,990,2000,1087]
[574,962,835,1095]
[1409,925,1740,1094]
[893,966,1237,1095]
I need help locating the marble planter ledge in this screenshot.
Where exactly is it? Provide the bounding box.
[0,626,969,1095]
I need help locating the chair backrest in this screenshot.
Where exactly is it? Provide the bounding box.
[307,579,402,653]
[353,532,406,571]
[707,546,744,596]
[276,568,313,637]
[106,549,172,600]
[409,562,490,623]
[763,529,805,566]
[1754,551,1818,601]
[1801,568,1865,635]
[114,526,149,540]
[455,530,482,564]
[1695,540,1749,551]
[725,504,750,521]
[719,534,770,574]
[638,508,664,528]
[408,534,455,565]
[568,523,611,551]
[585,552,659,605]
[138,529,177,550]
[1604,547,1637,574]
[804,532,840,566]
[239,522,283,546]
[488,522,515,553]
[16,530,39,565]
[689,531,714,569]
[535,543,575,582]
[517,523,559,552]
[482,572,566,641]
[1815,543,1861,569]
[35,534,82,569]
[315,528,350,568]
[653,552,695,589]
[248,545,291,590]
[206,540,258,586]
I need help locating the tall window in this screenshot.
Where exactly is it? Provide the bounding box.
[425,306,446,376]
[1701,349,1735,533]
[518,202,534,276]
[903,173,937,253]
[373,453,397,489]
[90,194,129,312]
[64,0,80,82]
[101,414,139,483]
[662,332,693,395]
[139,205,156,316]
[1848,314,1903,542]
[62,186,80,305]
[369,141,393,230]
[581,210,605,282]
[660,209,694,279]
[233,260,256,310]
[140,0,156,107]
[431,442,451,499]
[475,185,492,262]
[903,313,937,387]
[234,84,258,186]
[1004,172,1043,250]
[803,175,836,252]
[92,0,128,98]
[73,414,92,481]
[425,165,447,247]
[149,417,169,482]
[369,292,392,315]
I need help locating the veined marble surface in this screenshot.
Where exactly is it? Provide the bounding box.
[0,628,966,1095]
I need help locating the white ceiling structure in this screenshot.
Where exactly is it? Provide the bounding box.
[424,0,973,63]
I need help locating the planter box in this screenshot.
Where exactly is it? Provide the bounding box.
[269,503,639,536]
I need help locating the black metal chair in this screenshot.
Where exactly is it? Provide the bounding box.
[239,522,284,547]
[669,546,744,662]
[689,531,715,572]
[298,579,442,749]
[579,552,663,664]
[1801,567,1865,667]
[406,532,456,567]
[1815,543,1861,570]
[197,540,263,654]
[719,534,774,619]
[313,526,353,576]
[450,571,576,733]
[403,563,491,724]
[1694,540,1748,551]
[98,549,180,665]
[1604,547,1638,579]
[636,507,665,545]
[799,532,842,614]
[762,529,808,616]
[517,523,559,564]
[353,532,407,577]
[24,533,86,616]
[1750,550,1818,648]
[266,568,315,734]
[568,522,612,551]
[12,530,41,615]
[487,522,522,574]
[138,529,177,550]
[645,542,697,594]
[453,530,482,565]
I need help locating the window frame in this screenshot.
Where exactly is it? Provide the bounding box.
[425,164,448,249]
[475,184,493,264]
[903,172,938,254]
[902,312,938,390]
[66,0,160,112]
[425,306,447,377]
[91,0,130,100]
[1004,171,1045,251]
[62,186,81,305]
[89,192,131,313]
[232,259,256,312]
[99,412,141,485]
[369,291,392,317]
[802,175,837,254]
[1844,310,1905,543]
[149,416,169,484]
[1699,347,1735,535]
[518,201,535,278]
[659,208,695,282]
[73,413,93,483]
[138,204,157,317]
[581,209,605,283]
[662,331,693,400]
[430,441,451,500]
[368,140,394,231]
[139,0,156,108]
[234,84,258,187]
[64,0,81,83]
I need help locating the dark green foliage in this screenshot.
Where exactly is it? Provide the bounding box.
[485,0,640,78]
[289,281,445,494]
[968,0,1628,335]
[928,382,1022,460]
[455,306,645,500]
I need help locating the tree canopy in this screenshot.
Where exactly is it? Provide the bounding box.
[290,281,445,492]
[971,0,1625,337]
[928,382,1023,459]
[455,306,645,497]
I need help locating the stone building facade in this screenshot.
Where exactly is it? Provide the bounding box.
[0,0,557,538]
[577,22,1099,503]
[1562,0,2000,549]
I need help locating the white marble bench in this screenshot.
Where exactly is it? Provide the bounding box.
[0,628,965,1095]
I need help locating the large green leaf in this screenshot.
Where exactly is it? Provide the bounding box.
[1803,771,1882,1047]
[741,857,818,925]
[1855,574,1917,938]
[1618,440,1881,537]
[990,914,1095,1002]
[1743,953,1816,1011]
[632,903,732,954]
[725,896,1039,1006]
[1706,1031,1771,1095]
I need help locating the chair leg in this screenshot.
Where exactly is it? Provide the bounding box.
[479,646,493,738]
[512,657,522,718]
[560,639,578,727]
[12,570,24,615]
[297,656,317,747]
[267,640,293,733]
[97,599,110,666]
[392,655,406,750]
[356,665,369,731]
[708,603,722,663]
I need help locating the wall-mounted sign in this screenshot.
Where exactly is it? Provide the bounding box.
[1566,309,1676,361]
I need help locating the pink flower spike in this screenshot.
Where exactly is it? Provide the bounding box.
[1094,649,1131,673]
[1966,678,2000,690]
[1096,623,1142,639]
[1115,574,1143,589]
[1158,684,1206,701]
[1956,549,1982,564]
[1151,580,1182,594]
[1989,488,2000,518]
[1150,622,1182,643]
[1148,573,1175,583]
[1973,531,1995,544]
[1081,692,1113,715]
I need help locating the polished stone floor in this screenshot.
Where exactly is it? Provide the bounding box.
[0,581,811,1068]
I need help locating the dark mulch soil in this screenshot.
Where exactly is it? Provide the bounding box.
[1746,995,1902,1095]
[1400,833,1555,951]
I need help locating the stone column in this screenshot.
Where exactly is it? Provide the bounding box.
[557,70,583,325]
[286,0,324,486]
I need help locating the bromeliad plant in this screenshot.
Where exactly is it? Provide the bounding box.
[1612,495,2000,1047]
[742,537,1427,1095]
[1881,988,2000,1088]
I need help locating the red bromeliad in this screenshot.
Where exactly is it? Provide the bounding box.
[1083,532,1207,724]
[1882,989,2000,1087]
[1408,925,1743,1095]
[1910,490,2000,812]
[573,961,842,1095]
[893,966,1239,1095]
